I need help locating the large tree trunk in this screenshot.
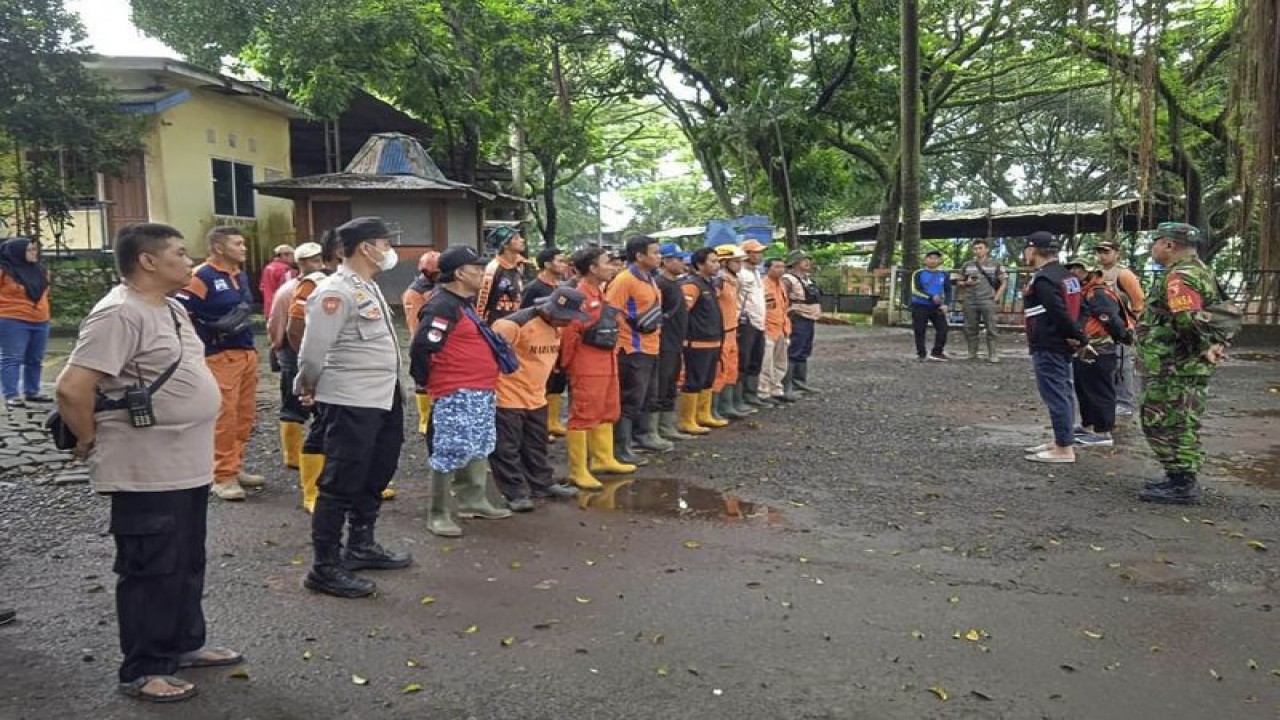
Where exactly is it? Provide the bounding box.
[869,162,902,271]
[899,0,922,272]
[755,137,799,248]
[539,156,559,247]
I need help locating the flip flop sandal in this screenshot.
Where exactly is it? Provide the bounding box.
[1024,450,1075,464]
[177,646,244,669]
[118,675,198,703]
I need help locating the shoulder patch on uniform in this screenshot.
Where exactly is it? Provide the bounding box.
[322,296,342,315]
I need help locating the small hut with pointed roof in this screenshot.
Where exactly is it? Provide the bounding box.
[255,131,523,250]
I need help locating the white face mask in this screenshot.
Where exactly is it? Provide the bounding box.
[372,245,398,272]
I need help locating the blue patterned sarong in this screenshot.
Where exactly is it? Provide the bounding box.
[429,389,497,472]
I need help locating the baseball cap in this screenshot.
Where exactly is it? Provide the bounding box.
[924,249,942,258]
[273,244,295,256]
[1024,231,1060,250]
[438,246,488,277]
[1153,222,1203,247]
[740,239,767,253]
[536,287,590,323]
[294,242,322,260]
[1093,240,1120,252]
[714,244,747,261]
[659,242,686,259]
[786,249,810,266]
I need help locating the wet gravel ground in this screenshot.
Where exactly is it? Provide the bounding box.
[1,325,1277,719]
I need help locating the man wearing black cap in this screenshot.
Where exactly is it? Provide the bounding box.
[653,243,693,441]
[910,249,952,361]
[1020,231,1088,463]
[1134,223,1233,504]
[781,249,822,393]
[489,287,588,511]
[295,217,410,598]
[477,226,526,323]
[411,246,513,537]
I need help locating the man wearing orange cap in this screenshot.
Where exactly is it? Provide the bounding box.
[403,251,440,435]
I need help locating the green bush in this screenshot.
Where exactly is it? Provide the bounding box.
[47,255,117,330]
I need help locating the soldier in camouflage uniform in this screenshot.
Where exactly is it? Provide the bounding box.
[1135,223,1229,504]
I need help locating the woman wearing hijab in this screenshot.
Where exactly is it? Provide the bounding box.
[0,237,52,409]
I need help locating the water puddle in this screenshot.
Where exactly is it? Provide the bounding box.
[578,477,782,524]
[1220,447,1280,490]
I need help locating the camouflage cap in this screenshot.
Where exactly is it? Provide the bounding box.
[1153,222,1203,247]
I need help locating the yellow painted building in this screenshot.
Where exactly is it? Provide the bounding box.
[59,57,303,257]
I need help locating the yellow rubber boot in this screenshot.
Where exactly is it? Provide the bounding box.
[696,390,728,428]
[415,393,432,435]
[566,430,603,490]
[298,452,324,513]
[381,483,397,500]
[589,424,637,475]
[279,421,303,469]
[546,393,567,436]
[676,392,710,435]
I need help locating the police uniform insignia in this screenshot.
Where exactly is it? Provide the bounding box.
[427,329,443,343]
[322,296,342,315]
[213,278,229,292]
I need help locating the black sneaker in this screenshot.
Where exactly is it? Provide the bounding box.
[927,354,947,362]
[0,608,15,625]
[4,398,25,410]
[23,394,52,404]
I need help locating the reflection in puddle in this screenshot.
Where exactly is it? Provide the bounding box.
[578,477,781,524]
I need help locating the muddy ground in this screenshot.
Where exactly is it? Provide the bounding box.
[1,325,1277,719]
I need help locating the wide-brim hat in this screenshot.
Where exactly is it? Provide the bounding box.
[739,239,768,253]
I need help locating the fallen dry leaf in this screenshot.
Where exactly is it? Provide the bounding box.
[509,561,523,569]
[1209,668,1222,681]
[682,540,702,549]
[463,625,479,635]
[963,629,984,642]
[402,683,423,694]
[500,637,515,647]
[1082,630,1104,640]
[1246,659,1258,671]
[928,683,949,701]
[301,650,313,661]
[406,658,420,668]
[911,630,925,640]
[656,666,669,677]
[228,668,250,680]
[1245,540,1268,551]
[420,595,435,605]
[948,596,960,604]
[653,633,666,645]
[351,675,369,686]
[575,595,592,604]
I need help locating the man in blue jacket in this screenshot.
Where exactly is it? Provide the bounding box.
[910,250,951,361]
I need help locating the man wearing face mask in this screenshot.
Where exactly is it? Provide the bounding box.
[295,217,409,598]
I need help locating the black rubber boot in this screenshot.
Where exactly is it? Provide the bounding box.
[742,375,768,407]
[731,381,757,415]
[1139,472,1203,505]
[305,546,376,598]
[343,524,412,570]
[633,412,674,453]
[717,388,746,419]
[777,367,798,403]
[613,417,645,464]
[792,361,816,394]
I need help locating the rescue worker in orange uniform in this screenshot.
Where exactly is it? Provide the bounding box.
[402,251,440,435]
[560,248,635,489]
[174,226,261,501]
[490,287,588,511]
[677,247,726,433]
[605,235,667,465]
[476,226,525,324]
[711,244,747,421]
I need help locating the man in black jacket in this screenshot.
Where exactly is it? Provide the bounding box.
[1020,231,1088,463]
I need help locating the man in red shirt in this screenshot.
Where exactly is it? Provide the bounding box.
[260,244,295,318]
[410,246,513,537]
